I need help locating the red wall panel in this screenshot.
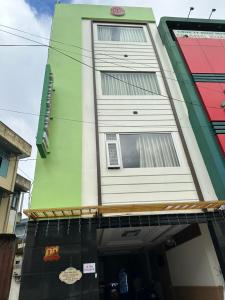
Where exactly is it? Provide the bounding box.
[217,134,225,156]
[195,82,225,121]
[177,35,225,158]
[177,37,225,74]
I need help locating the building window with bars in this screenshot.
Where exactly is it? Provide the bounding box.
[101,72,160,96]
[105,133,180,169]
[97,25,147,42]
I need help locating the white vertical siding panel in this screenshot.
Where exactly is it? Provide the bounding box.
[92,22,199,205]
[82,20,98,206]
[148,23,217,201]
[102,192,198,204]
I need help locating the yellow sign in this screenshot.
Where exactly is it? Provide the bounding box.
[43,246,60,262]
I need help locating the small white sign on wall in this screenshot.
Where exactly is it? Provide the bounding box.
[83,263,96,274]
[59,267,82,285]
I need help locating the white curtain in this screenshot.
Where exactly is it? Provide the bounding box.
[136,133,180,168]
[101,72,160,95]
[98,25,146,42]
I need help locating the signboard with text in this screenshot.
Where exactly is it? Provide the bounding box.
[83,263,96,274]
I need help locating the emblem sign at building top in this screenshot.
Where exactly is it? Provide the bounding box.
[111,6,125,16]
[59,267,82,285]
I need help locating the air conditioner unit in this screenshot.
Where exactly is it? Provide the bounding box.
[106,141,121,169]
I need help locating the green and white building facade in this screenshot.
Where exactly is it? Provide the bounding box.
[19,4,225,300]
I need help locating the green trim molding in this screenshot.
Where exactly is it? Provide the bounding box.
[158,17,225,199]
[31,4,155,209]
[212,122,225,134]
[193,74,225,83]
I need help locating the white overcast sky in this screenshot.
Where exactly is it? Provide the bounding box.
[0,0,225,209]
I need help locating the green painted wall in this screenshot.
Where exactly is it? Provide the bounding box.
[31,4,155,209]
[158,17,225,199]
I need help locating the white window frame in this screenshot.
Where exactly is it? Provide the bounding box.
[105,132,186,170]
[93,23,150,44]
[105,137,121,169]
[96,71,162,99]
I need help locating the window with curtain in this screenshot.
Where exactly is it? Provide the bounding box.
[106,133,180,169]
[97,25,147,42]
[101,72,160,96]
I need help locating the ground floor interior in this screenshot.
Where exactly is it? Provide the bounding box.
[97,223,224,300]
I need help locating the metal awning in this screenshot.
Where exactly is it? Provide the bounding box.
[24,200,225,220]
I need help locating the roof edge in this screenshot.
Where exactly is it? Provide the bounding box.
[0,122,32,158]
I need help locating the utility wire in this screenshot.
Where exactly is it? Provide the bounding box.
[18,167,34,182]
[0,107,178,125]
[1,27,225,95]
[0,107,180,128]
[3,29,223,203]
[0,44,45,46]
[2,21,225,99]
[0,26,224,168]
[0,42,224,95]
[2,22,225,77]
[0,27,224,160]
[1,27,225,110]
[0,25,224,193]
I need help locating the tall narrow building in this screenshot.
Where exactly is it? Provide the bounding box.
[21,5,225,300]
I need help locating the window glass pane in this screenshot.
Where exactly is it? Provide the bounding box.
[120,135,140,168]
[119,133,179,168]
[101,72,160,96]
[97,25,146,42]
[0,152,9,177]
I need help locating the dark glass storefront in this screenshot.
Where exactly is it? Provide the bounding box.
[19,220,99,300]
[19,212,225,300]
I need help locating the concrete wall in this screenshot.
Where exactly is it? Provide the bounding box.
[33,5,217,209]
[81,19,216,205]
[8,254,23,300]
[82,20,98,206]
[8,276,21,300]
[95,22,199,204]
[31,4,155,210]
[166,224,224,300]
[0,195,11,232]
[149,23,217,201]
[0,155,18,192]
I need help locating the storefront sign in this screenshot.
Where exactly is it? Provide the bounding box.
[174,29,225,39]
[59,267,82,285]
[36,64,54,158]
[111,6,125,16]
[83,263,96,274]
[43,246,60,262]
